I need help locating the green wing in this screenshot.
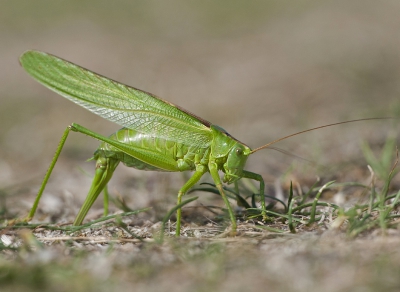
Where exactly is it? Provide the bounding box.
[20,50,213,147]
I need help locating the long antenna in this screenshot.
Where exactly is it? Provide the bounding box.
[267,146,316,165]
[250,117,394,154]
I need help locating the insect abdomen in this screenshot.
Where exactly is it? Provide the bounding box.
[97,128,210,172]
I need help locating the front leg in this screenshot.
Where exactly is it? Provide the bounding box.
[242,170,267,220]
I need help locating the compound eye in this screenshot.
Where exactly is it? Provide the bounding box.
[236,148,243,156]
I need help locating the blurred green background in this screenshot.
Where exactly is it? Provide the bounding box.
[1,0,400,217]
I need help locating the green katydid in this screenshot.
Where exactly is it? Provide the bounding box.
[20,50,390,236]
